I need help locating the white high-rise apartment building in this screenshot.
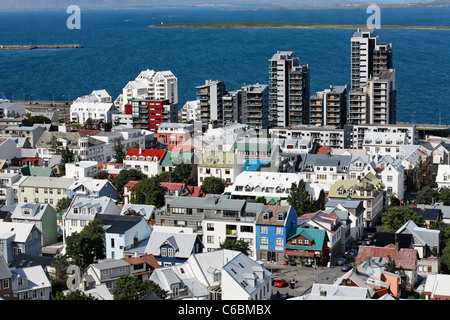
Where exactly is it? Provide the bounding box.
[269,51,310,128]
[115,69,178,112]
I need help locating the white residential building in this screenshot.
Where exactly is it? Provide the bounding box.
[123,148,166,177]
[65,161,99,179]
[180,100,200,122]
[11,265,52,300]
[70,90,119,125]
[197,152,244,185]
[0,172,21,205]
[115,69,178,112]
[62,196,121,242]
[362,131,406,159]
[436,164,450,189]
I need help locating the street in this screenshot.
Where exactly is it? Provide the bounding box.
[265,260,349,300]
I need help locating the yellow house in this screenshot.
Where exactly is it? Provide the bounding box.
[18,176,75,206]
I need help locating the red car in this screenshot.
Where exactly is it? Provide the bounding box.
[273,278,286,287]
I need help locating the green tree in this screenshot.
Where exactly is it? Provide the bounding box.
[50,253,70,295]
[415,186,439,204]
[27,115,51,124]
[287,180,318,216]
[112,169,146,202]
[49,135,61,155]
[84,117,94,130]
[64,219,105,274]
[113,275,167,300]
[56,197,72,214]
[113,139,126,164]
[255,196,267,205]
[439,188,450,206]
[390,195,401,207]
[130,176,165,208]
[377,206,425,233]
[54,290,98,300]
[95,170,109,180]
[384,256,397,273]
[58,146,75,176]
[219,238,251,256]
[158,171,173,183]
[201,176,226,194]
[171,162,193,184]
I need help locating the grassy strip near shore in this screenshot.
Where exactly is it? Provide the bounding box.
[149,21,450,30]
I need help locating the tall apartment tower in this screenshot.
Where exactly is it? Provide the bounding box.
[222,84,269,130]
[196,80,227,125]
[349,69,396,125]
[350,29,392,90]
[269,51,310,128]
[309,85,347,128]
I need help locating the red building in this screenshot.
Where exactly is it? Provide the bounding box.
[126,98,177,133]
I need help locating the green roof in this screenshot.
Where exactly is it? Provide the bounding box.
[285,228,326,251]
[198,152,237,168]
[20,166,55,177]
[160,151,193,166]
[328,172,384,199]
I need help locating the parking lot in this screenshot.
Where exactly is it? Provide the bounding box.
[265,255,355,300]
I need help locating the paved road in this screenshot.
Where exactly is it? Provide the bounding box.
[266,261,349,300]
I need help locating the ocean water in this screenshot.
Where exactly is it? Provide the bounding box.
[0,7,449,125]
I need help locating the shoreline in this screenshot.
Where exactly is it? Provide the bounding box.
[149,22,450,30]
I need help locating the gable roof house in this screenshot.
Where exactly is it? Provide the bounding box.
[62,196,121,241]
[123,148,166,178]
[99,214,152,260]
[11,203,58,246]
[144,231,204,267]
[436,164,450,189]
[328,172,385,228]
[122,254,160,282]
[0,256,13,298]
[84,259,132,294]
[67,177,117,199]
[297,210,343,257]
[0,222,42,263]
[423,274,450,300]
[396,219,440,276]
[149,249,272,300]
[10,265,52,300]
[285,228,330,267]
[356,244,419,292]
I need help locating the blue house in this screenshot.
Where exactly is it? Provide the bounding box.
[144,231,204,267]
[67,178,117,199]
[255,205,297,264]
[0,222,42,263]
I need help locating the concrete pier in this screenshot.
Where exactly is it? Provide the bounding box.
[0,44,83,50]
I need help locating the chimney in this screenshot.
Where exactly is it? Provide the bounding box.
[394,233,399,252]
[422,203,425,211]
[139,147,142,154]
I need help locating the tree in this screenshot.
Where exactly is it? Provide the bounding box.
[255,196,267,205]
[95,170,109,180]
[56,197,72,214]
[219,238,251,256]
[64,219,105,274]
[27,115,51,124]
[84,117,94,130]
[439,188,450,206]
[390,195,401,207]
[113,275,167,300]
[54,290,98,300]
[415,186,439,204]
[49,135,61,155]
[377,206,425,233]
[384,256,397,273]
[130,177,165,208]
[112,169,146,202]
[171,162,193,184]
[58,146,75,176]
[113,139,126,164]
[201,176,226,194]
[50,253,70,295]
[158,171,172,183]
[287,180,318,216]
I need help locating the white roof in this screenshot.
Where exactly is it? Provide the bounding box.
[19,176,74,188]
[145,231,198,259]
[11,265,51,290]
[424,274,450,299]
[0,222,36,243]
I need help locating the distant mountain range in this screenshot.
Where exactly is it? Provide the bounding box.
[0,0,449,10]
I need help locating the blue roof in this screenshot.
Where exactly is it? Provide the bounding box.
[243,159,271,172]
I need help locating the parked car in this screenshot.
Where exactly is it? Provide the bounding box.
[336,257,347,266]
[341,264,353,272]
[273,278,287,287]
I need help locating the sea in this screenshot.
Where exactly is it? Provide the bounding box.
[0,6,449,125]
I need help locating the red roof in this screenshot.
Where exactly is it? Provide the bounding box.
[76,129,101,136]
[125,149,166,161]
[316,146,329,155]
[160,182,185,190]
[356,244,418,270]
[124,181,139,189]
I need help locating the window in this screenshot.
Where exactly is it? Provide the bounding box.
[111,238,115,248]
[2,279,10,289]
[275,238,283,247]
[207,223,214,231]
[387,175,393,182]
[275,227,283,235]
[207,235,214,243]
[168,248,174,257]
[161,248,167,256]
[260,226,268,234]
[260,237,268,246]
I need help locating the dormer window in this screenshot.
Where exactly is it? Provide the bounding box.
[73,208,79,214]
[277,213,284,221]
[23,209,31,215]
